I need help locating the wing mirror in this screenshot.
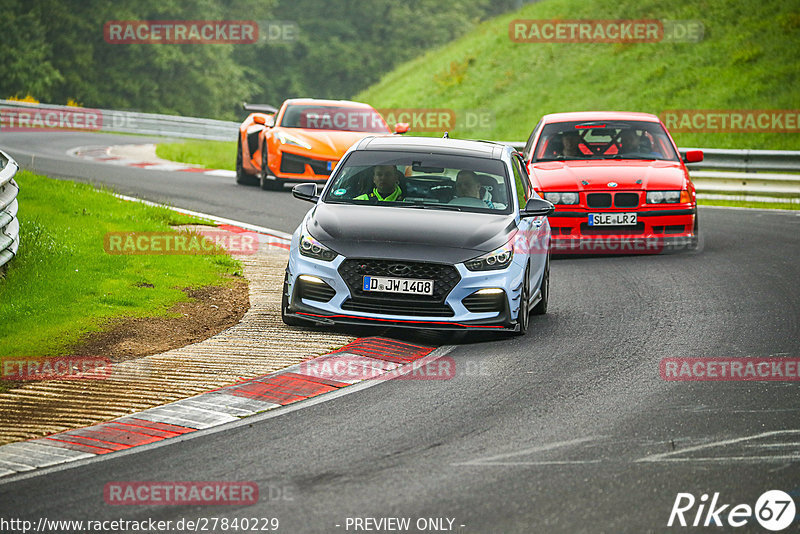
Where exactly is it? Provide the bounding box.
[520,197,554,218]
[684,150,703,163]
[252,114,275,127]
[292,183,319,203]
[394,122,410,134]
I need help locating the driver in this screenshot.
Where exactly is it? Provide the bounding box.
[355,165,404,201]
[619,129,641,154]
[561,131,582,157]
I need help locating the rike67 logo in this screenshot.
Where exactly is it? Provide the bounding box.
[668,490,796,531]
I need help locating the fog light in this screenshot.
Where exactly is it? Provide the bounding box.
[298,274,325,284]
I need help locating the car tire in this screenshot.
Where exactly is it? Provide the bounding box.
[260,144,284,191]
[281,272,313,327]
[531,255,549,316]
[235,138,259,186]
[513,265,531,336]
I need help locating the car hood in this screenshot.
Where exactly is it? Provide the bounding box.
[306,203,518,264]
[530,159,690,191]
[279,128,380,158]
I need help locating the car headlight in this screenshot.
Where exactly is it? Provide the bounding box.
[277,131,312,150]
[646,190,686,204]
[299,231,337,261]
[543,192,579,205]
[465,242,514,271]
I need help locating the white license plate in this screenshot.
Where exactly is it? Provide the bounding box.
[362,276,434,295]
[588,213,638,226]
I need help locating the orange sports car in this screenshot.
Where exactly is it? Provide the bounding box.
[236,98,408,190]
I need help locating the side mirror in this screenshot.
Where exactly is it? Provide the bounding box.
[292,183,319,203]
[394,122,410,134]
[252,114,275,127]
[684,150,703,163]
[520,197,554,218]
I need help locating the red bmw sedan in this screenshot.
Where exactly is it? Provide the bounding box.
[523,112,702,254]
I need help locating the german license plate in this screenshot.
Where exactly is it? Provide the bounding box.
[363,276,434,295]
[588,213,637,226]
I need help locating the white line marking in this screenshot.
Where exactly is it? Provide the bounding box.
[636,430,800,463]
[205,169,236,178]
[452,436,600,466]
[113,193,293,240]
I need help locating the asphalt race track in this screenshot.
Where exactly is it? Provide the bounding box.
[2,133,799,533]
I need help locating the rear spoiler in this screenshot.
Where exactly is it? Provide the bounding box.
[242,102,278,114]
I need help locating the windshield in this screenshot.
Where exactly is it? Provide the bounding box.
[532,120,679,162]
[322,150,512,213]
[279,104,390,133]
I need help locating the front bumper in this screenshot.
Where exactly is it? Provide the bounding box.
[285,251,526,331]
[548,206,697,253]
[272,149,336,182]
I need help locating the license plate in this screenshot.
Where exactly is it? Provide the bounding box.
[588,213,638,226]
[363,276,434,295]
[326,160,335,171]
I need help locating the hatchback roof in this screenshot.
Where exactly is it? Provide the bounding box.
[356,135,507,159]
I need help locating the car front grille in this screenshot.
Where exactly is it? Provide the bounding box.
[280,153,331,175]
[614,193,639,208]
[338,259,460,317]
[587,192,640,208]
[587,193,612,208]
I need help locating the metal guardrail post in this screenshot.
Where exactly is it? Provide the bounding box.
[0,150,20,269]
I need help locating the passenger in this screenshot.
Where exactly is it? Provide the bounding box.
[355,165,404,201]
[454,170,494,208]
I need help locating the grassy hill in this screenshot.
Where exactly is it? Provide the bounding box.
[356,0,800,149]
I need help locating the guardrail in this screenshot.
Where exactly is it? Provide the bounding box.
[0,99,239,141]
[504,142,800,199]
[0,150,20,269]
[1,100,798,198]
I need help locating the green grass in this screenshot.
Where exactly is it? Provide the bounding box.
[356,0,800,150]
[0,171,242,360]
[156,140,236,171]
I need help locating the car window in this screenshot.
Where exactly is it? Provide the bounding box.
[323,150,512,214]
[279,104,390,133]
[511,155,529,209]
[532,120,679,162]
[523,120,542,159]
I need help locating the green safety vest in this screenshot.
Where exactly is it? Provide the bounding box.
[355,185,403,201]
